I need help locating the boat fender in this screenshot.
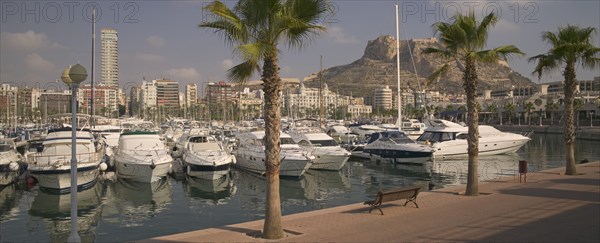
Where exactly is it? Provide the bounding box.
[168,164,173,174]
[150,162,156,170]
[232,156,236,164]
[9,161,19,171]
[99,162,108,171]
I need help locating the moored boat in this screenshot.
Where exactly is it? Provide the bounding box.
[27,128,106,193]
[181,133,235,180]
[417,119,531,158]
[113,131,173,183]
[233,131,313,177]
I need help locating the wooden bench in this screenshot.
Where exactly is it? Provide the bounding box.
[364,186,421,215]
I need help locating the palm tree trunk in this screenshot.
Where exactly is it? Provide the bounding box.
[464,57,479,196]
[261,54,285,239]
[563,62,577,175]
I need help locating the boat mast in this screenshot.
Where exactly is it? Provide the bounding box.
[395,2,402,128]
[319,55,324,129]
[91,7,95,128]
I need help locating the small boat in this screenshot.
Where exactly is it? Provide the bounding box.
[233,131,313,177]
[288,121,350,171]
[325,125,357,145]
[27,128,106,193]
[181,133,236,180]
[113,131,173,183]
[0,138,25,186]
[401,119,427,139]
[417,119,531,158]
[91,125,123,158]
[359,130,434,164]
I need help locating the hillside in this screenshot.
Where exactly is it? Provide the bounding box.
[303,35,534,97]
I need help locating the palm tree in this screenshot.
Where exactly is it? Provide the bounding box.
[529,25,599,175]
[486,103,498,124]
[504,103,516,124]
[422,12,523,196]
[546,101,559,125]
[524,102,535,125]
[199,0,331,238]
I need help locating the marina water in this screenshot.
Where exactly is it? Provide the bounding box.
[1,133,598,242]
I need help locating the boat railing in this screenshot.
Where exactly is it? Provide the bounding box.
[28,151,104,167]
[118,148,167,157]
[0,151,20,160]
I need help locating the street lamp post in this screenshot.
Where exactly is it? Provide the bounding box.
[61,64,87,243]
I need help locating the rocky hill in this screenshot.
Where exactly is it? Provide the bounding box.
[303,35,534,97]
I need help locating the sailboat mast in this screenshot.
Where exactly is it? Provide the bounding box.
[91,7,95,127]
[319,55,324,128]
[395,3,402,128]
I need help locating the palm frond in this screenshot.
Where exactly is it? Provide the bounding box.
[426,63,450,84]
[227,60,260,83]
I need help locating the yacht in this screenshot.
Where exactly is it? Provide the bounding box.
[27,128,106,192]
[288,124,350,171]
[112,131,173,183]
[181,133,236,180]
[359,130,434,164]
[401,119,427,139]
[91,125,122,158]
[416,119,531,158]
[0,138,25,186]
[233,131,313,177]
[325,125,357,145]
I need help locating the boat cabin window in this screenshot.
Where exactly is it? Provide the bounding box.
[190,137,208,143]
[280,137,296,145]
[456,133,468,140]
[0,144,12,152]
[310,139,338,147]
[417,132,455,143]
[298,140,311,147]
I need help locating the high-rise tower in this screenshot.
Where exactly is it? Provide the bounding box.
[101,28,118,88]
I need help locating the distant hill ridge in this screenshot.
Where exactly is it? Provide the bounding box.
[302,35,534,97]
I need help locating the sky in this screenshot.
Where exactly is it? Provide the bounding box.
[1,0,599,92]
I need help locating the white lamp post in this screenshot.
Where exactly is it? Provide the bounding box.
[61,64,87,243]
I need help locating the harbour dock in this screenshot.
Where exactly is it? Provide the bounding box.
[146,161,600,242]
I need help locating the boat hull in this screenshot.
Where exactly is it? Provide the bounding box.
[234,152,312,177]
[185,163,231,180]
[310,153,349,171]
[432,138,530,158]
[182,151,234,180]
[29,165,99,193]
[115,160,172,183]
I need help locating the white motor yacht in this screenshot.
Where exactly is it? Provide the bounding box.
[359,130,434,164]
[288,125,350,171]
[325,125,357,145]
[27,128,106,192]
[91,125,122,158]
[0,138,25,186]
[233,131,313,177]
[113,131,173,183]
[417,119,531,158]
[181,133,236,180]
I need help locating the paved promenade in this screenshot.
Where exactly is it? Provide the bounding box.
[146,161,600,242]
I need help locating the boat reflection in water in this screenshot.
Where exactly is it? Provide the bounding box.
[102,178,172,227]
[28,182,104,242]
[302,169,351,202]
[0,184,23,221]
[431,153,521,187]
[184,173,235,205]
[234,168,352,214]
